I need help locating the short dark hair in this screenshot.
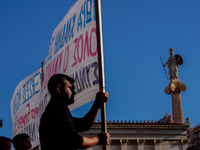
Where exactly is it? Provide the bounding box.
[48,74,74,95]
[12,133,30,149]
[0,136,11,146]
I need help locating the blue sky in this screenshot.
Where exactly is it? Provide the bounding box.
[1,0,200,139]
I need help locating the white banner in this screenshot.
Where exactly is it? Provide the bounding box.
[40,0,99,112]
[10,69,42,147]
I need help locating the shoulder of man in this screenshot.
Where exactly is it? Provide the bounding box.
[44,101,70,115]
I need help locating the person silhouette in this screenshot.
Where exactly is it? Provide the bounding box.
[39,74,110,150]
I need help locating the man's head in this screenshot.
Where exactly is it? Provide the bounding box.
[12,133,32,150]
[48,74,76,105]
[0,136,11,150]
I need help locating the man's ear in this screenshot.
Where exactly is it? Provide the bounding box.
[56,84,62,93]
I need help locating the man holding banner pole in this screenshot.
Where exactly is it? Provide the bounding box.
[39,74,110,150]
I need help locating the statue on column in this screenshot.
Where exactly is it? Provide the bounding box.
[162,48,187,124]
[161,48,186,94]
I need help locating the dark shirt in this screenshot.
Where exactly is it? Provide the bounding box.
[39,99,92,150]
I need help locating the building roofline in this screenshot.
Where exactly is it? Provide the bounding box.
[94,120,190,127]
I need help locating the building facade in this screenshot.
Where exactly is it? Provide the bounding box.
[187,124,200,150]
[79,118,190,150]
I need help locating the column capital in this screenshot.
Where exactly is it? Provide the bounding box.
[120,139,128,145]
[137,139,145,145]
[153,139,162,144]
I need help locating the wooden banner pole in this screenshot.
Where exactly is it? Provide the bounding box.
[41,62,44,85]
[95,0,108,150]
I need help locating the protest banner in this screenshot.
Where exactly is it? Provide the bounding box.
[40,0,99,114]
[10,69,42,147]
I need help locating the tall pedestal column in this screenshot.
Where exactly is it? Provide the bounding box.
[165,80,186,124]
[171,89,183,124]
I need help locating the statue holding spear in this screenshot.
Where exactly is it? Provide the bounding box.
[162,48,182,82]
[161,48,186,94]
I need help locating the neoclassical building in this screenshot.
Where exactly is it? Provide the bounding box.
[33,115,190,150]
[79,114,190,150]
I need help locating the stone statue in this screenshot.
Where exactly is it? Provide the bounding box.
[162,48,186,95]
[163,48,179,82]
